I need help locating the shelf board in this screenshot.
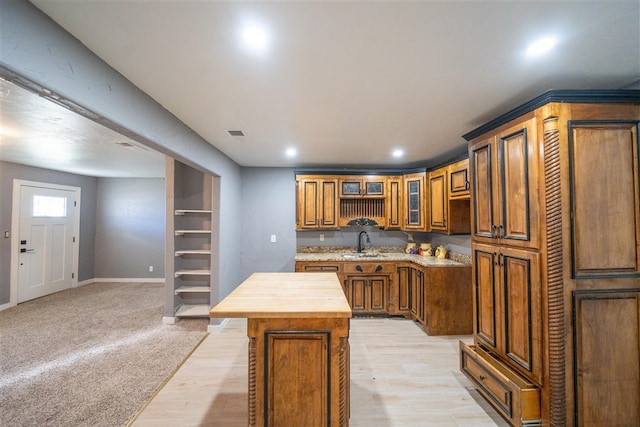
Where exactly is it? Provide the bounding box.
[175,285,210,294]
[175,209,212,215]
[175,304,210,318]
[174,230,212,236]
[175,249,212,256]
[175,269,211,277]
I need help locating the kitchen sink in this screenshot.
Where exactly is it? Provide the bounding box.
[341,252,385,259]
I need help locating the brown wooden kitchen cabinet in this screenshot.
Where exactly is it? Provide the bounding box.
[428,161,471,235]
[461,90,640,427]
[448,158,471,199]
[403,171,427,231]
[296,176,339,230]
[469,118,540,249]
[386,176,403,230]
[393,265,412,316]
[472,243,542,384]
[423,266,472,335]
[346,275,388,315]
[338,176,386,198]
[343,262,393,315]
[428,167,447,232]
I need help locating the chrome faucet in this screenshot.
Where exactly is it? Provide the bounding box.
[357,231,370,253]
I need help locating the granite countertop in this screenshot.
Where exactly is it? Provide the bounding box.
[296,246,471,267]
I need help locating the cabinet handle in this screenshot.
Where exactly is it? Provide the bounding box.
[375,265,382,272]
[491,225,498,238]
[498,224,504,238]
[356,265,363,272]
[479,375,486,382]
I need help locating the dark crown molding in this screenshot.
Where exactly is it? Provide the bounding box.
[462,89,640,141]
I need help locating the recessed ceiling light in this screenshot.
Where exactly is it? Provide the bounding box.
[526,37,557,57]
[392,149,404,158]
[241,25,270,54]
[286,148,297,158]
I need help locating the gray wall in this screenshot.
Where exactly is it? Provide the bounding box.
[240,168,298,281]
[1,0,243,306]
[94,178,165,279]
[0,161,98,304]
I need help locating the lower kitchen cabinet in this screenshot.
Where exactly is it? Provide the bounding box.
[396,263,471,335]
[424,266,472,335]
[346,275,388,315]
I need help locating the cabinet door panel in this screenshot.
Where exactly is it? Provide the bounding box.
[321,181,338,227]
[349,278,367,312]
[369,277,388,312]
[501,248,541,381]
[396,266,411,313]
[404,173,426,230]
[387,178,403,229]
[570,122,640,277]
[473,245,499,349]
[429,171,447,230]
[471,141,495,239]
[573,290,640,427]
[300,180,319,228]
[499,128,532,242]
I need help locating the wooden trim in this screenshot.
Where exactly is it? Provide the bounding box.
[463,90,640,141]
[542,116,567,427]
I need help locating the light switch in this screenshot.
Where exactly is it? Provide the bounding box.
[271,234,277,243]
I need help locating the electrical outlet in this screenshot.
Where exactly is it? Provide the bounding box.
[319,233,324,241]
[149,266,153,272]
[271,234,277,243]
[4,231,10,238]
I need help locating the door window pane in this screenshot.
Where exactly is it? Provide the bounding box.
[33,195,67,217]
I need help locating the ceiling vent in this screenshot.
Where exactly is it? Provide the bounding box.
[228,130,245,137]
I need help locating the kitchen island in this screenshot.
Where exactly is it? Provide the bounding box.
[210,272,352,427]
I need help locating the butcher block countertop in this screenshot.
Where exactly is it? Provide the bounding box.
[209,272,352,319]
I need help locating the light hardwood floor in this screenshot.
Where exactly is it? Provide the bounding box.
[130,318,508,426]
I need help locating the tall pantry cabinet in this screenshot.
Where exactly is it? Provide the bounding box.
[459,90,640,427]
[164,158,219,321]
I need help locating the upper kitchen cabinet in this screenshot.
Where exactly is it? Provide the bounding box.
[385,176,404,230]
[448,158,471,199]
[338,176,386,197]
[428,159,471,235]
[338,175,387,227]
[469,117,540,249]
[296,176,339,230]
[403,171,428,231]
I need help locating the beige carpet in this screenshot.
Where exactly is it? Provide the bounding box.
[0,282,209,427]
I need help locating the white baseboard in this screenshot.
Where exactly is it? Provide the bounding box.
[89,278,166,283]
[208,318,230,333]
[0,301,15,312]
[163,316,178,325]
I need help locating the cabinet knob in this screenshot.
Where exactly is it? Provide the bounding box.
[356,265,363,272]
[375,265,382,272]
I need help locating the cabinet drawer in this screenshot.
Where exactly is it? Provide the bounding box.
[459,342,541,427]
[343,262,394,275]
[295,262,342,273]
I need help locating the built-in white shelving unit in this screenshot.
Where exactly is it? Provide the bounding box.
[165,159,219,322]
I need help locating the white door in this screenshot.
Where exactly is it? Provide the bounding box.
[17,183,78,303]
